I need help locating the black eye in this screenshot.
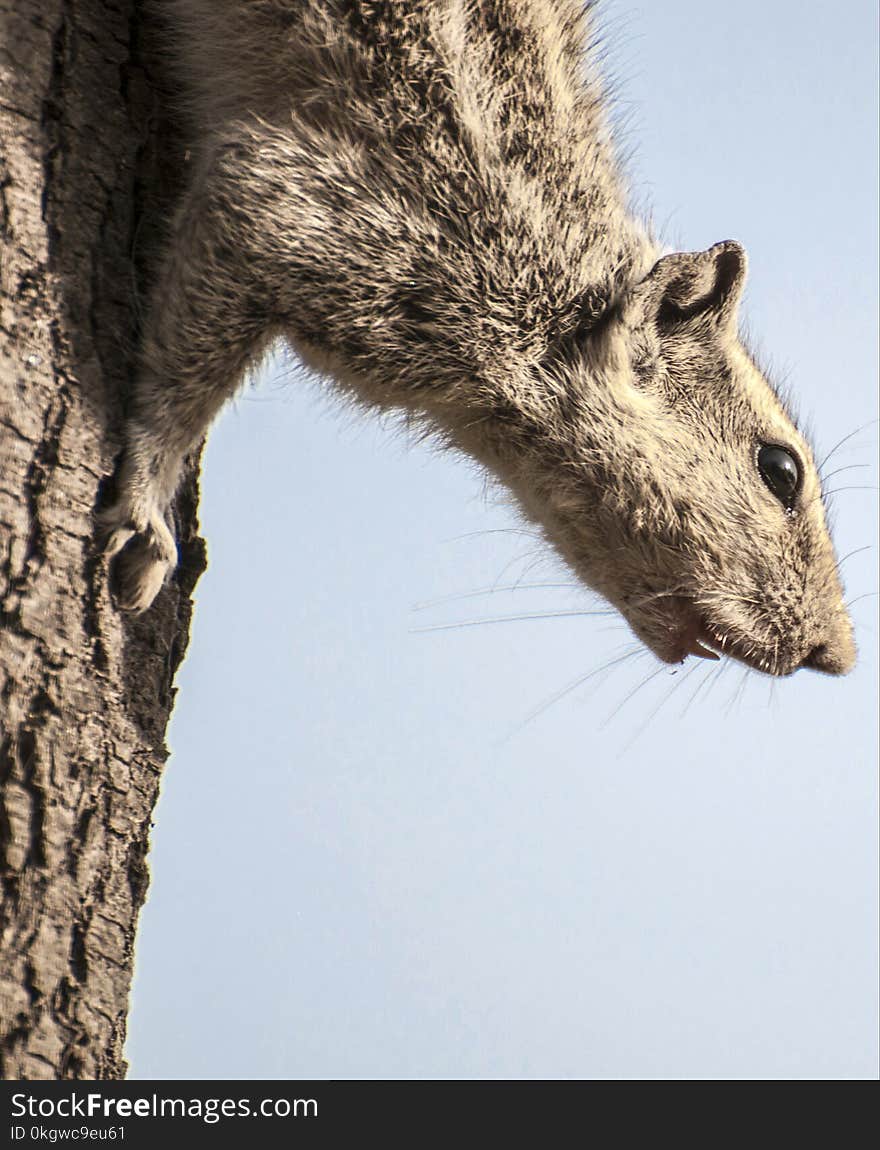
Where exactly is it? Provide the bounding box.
[757,444,801,507]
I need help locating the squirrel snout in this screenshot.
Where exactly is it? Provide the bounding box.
[800,635,856,676]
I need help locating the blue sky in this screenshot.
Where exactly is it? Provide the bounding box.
[127,0,878,1079]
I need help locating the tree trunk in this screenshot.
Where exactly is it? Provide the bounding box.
[0,0,203,1079]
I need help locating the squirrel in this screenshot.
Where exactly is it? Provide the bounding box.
[101,0,855,677]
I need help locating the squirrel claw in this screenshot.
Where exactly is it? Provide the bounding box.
[98,504,177,613]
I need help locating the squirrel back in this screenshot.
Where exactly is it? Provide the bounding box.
[166,0,650,387]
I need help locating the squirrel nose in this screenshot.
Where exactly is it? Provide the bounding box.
[801,637,856,676]
[802,644,830,671]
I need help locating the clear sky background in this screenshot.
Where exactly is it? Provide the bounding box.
[127,0,878,1080]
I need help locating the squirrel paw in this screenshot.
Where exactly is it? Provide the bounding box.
[99,504,178,613]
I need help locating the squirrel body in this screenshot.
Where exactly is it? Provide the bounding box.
[103,0,855,676]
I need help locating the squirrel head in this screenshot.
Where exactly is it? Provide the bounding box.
[505,241,855,675]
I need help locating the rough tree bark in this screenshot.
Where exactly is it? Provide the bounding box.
[0,1,204,1078]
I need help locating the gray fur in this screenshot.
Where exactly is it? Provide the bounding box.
[101,0,855,676]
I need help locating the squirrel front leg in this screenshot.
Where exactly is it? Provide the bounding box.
[102,158,275,612]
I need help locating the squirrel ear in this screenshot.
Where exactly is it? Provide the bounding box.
[637,240,747,331]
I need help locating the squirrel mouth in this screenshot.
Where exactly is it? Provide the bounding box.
[672,602,781,675]
[650,597,728,665]
[681,624,721,662]
[675,610,722,662]
[636,595,777,672]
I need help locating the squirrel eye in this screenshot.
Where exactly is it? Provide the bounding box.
[757,444,800,507]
